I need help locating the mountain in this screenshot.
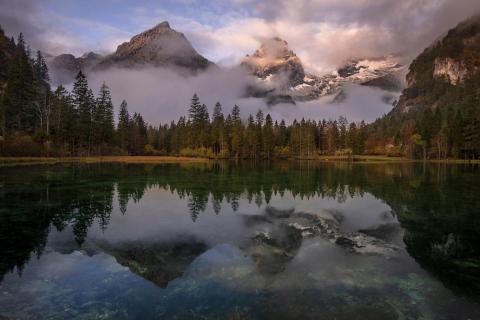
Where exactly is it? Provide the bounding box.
[48,21,214,85]
[241,37,305,88]
[241,37,405,105]
[49,51,102,84]
[95,21,214,71]
[392,15,480,114]
[369,15,480,158]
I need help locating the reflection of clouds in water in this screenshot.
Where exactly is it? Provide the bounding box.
[89,186,259,246]
[267,190,395,232]
[86,186,395,247]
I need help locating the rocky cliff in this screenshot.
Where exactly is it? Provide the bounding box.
[433,57,470,85]
[392,15,480,114]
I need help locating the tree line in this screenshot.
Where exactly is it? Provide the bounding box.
[148,93,368,158]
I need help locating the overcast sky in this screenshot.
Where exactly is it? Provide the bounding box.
[1,0,480,73]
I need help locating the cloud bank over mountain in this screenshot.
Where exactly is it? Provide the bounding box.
[0,0,475,125]
[1,0,479,73]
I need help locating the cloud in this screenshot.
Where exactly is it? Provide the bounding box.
[0,0,130,56]
[82,66,393,126]
[121,0,480,73]
[2,0,480,69]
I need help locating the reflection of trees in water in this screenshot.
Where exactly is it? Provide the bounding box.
[1,162,479,296]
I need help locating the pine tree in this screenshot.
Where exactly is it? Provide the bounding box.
[4,32,37,132]
[255,109,264,126]
[230,105,242,158]
[231,105,241,123]
[263,114,274,159]
[211,102,225,154]
[95,82,114,148]
[245,114,258,158]
[188,93,210,148]
[33,50,49,83]
[188,93,201,124]
[118,100,130,151]
[51,85,75,153]
[72,71,94,154]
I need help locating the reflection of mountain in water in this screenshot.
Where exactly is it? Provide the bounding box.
[98,240,208,288]
[1,162,479,296]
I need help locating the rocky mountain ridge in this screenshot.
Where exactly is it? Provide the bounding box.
[47,21,405,105]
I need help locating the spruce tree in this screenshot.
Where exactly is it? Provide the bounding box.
[118,100,130,151]
[263,114,274,159]
[231,105,241,123]
[34,50,49,83]
[212,102,224,154]
[72,71,94,153]
[95,82,114,146]
[4,32,37,132]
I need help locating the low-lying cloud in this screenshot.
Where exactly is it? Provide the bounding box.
[84,67,395,125]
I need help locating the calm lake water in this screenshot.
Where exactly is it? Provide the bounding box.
[0,162,479,319]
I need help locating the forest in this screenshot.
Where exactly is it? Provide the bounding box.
[0,27,479,159]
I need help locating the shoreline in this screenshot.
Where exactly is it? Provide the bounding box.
[1,155,480,167]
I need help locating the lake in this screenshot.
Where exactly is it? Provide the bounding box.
[0,162,479,319]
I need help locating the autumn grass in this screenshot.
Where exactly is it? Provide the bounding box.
[0,156,209,167]
[294,155,411,162]
[1,155,479,167]
[296,155,480,163]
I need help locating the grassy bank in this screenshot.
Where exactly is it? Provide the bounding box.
[1,155,479,167]
[294,155,411,162]
[0,156,209,167]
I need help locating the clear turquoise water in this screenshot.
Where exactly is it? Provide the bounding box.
[0,162,479,319]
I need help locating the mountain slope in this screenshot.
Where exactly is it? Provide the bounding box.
[393,15,480,114]
[95,21,214,71]
[368,15,480,158]
[48,21,215,85]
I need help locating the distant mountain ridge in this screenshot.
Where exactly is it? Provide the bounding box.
[47,21,405,105]
[49,51,103,84]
